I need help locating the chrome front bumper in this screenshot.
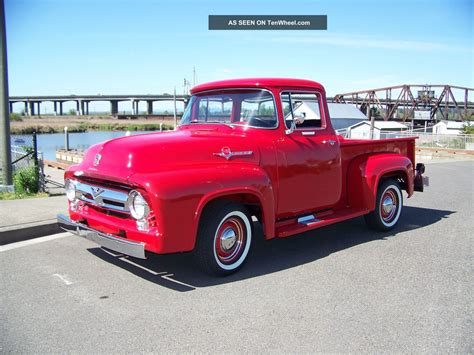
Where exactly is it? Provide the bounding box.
[57,214,146,259]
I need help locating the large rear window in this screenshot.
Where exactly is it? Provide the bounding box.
[180,89,277,129]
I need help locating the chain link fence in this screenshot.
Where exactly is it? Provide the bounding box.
[337,129,474,150]
[382,132,474,150]
[0,132,43,192]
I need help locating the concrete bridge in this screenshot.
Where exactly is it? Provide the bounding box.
[9,94,189,116]
[9,84,474,121]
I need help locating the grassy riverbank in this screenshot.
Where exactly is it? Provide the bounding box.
[10,115,176,134]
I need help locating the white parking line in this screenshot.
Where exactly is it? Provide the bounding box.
[53,273,73,285]
[0,232,71,252]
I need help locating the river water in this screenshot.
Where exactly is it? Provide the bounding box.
[11,131,150,161]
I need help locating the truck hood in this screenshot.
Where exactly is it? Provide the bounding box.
[78,127,260,181]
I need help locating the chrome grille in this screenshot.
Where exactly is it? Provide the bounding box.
[74,180,130,213]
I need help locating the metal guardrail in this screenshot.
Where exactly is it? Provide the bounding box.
[336,129,474,150]
[382,132,474,150]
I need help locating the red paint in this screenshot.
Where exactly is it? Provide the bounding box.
[65,78,423,255]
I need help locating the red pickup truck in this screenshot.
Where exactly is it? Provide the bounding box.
[58,78,427,276]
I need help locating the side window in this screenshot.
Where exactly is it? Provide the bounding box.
[281,92,322,129]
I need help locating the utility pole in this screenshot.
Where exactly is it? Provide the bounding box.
[0,0,12,187]
[173,87,177,130]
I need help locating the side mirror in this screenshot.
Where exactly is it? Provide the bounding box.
[294,112,305,125]
[285,112,305,135]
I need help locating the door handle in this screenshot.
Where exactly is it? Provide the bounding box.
[323,139,336,146]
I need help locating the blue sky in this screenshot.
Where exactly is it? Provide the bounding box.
[6,0,473,100]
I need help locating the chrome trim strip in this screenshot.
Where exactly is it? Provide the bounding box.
[297,215,321,226]
[57,214,146,259]
[301,131,315,136]
[213,147,253,160]
[73,180,130,213]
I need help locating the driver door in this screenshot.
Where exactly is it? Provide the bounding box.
[276,91,342,218]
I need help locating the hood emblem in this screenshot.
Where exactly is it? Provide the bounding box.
[93,153,102,167]
[214,147,253,160]
[90,186,104,199]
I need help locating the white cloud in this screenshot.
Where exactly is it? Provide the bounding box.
[215,68,233,74]
[270,34,472,53]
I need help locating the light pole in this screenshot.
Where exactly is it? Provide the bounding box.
[0,0,12,188]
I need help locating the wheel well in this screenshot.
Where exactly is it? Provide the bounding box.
[201,194,263,222]
[379,171,408,191]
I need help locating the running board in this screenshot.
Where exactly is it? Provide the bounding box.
[276,208,369,238]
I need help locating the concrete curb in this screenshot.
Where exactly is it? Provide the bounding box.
[0,219,61,245]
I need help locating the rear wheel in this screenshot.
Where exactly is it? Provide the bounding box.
[194,202,252,276]
[365,179,403,231]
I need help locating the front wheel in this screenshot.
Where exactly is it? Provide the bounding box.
[365,179,403,231]
[194,202,252,276]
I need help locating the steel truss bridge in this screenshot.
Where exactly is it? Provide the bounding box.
[332,84,473,121]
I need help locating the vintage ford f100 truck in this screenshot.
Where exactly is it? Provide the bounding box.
[58,78,427,275]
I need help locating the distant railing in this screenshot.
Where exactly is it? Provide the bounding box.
[336,129,474,150]
[383,132,474,150]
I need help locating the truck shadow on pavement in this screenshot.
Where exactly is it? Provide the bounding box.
[87,206,453,292]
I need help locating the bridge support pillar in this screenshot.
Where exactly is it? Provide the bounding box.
[24,101,29,116]
[53,101,57,116]
[110,100,118,115]
[59,102,63,115]
[85,101,89,115]
[37,101,41,116]
[79,100,85,115]
[76,100,80,115]
[132,100,138,115]
[29,101,35,115]
[8,101,12,113]
[147,100,153,115]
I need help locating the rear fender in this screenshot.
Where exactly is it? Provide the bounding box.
[347,154,413,211]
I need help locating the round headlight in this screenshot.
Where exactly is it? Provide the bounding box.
[65,179,76,202]
[128,190,149,220]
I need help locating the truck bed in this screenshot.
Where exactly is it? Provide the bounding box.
[339,136,416,167]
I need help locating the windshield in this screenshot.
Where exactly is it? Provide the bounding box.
[180,89,277,128]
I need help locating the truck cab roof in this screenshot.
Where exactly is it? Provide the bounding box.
[191,78,326,94]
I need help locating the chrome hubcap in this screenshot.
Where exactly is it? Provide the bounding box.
[220,227,237,251]
[380,189,398,223]
[382,196,394,215]
[215,216,247,265]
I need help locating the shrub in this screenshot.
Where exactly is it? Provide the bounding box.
[462,122,474,134]
[13,166,39,194]
[10,112,23,121]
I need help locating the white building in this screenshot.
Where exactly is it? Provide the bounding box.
[292,102,368,130]
[432,121,470,135]
[327,103,368,130]
[348,121,409,139]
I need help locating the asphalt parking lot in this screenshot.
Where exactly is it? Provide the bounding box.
[1,160,472,353]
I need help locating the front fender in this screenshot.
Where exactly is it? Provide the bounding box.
[347,153,413,211]
[129,163,274,253]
